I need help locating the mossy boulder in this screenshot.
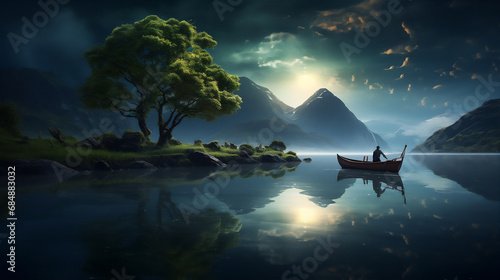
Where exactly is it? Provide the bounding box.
[168,137,182,146]
[239,144,255,156]
[120,130,146,151]
[204,140,221,151]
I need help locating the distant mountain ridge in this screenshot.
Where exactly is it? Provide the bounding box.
[413,99,500,152]
[0,67,135,138]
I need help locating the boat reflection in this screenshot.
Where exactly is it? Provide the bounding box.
[337,169,406,204]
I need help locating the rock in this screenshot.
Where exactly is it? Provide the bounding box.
[95,160,113,171]
[285,156,302,162]
[129,160,156,169]
[239,149,250,158]
[260,154,286,163]
[229,142,237,149]
[303,158,312,163]
[224,141,230,148]
[194,140,202,146]
[188,151,226,167]
[233,157,260,165]
[13,159,79,181]
[204,141,221,151]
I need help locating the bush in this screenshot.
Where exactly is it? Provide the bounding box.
[255,144,265,153]
[121,130,146,151]
[101,132,121,149]
[270,140,286,151]
[168,137,182,146]
[239,143,255,156]
[286,151,297,157]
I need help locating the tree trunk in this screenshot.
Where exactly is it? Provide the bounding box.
[157,127,172,147]
[138,117,152,141]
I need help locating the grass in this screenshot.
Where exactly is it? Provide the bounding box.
[0,133,299,169]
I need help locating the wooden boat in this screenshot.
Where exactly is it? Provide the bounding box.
[337,145,407,173]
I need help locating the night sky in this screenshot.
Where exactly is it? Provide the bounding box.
[2,0,500,141]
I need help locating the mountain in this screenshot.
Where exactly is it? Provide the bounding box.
[0,67,135,138]
[289,88,389,150]
[172,77,295,142]
[1,68,389,152]
[363,119,419,151]
[212,118,340,151]
[413,99,500,152]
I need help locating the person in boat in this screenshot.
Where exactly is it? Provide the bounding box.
[372,146,387,162]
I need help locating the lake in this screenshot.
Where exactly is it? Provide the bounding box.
[2,154,500,280]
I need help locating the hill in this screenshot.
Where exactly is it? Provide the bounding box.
[413,99,500,152]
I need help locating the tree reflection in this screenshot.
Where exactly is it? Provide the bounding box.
[82,187,241,279]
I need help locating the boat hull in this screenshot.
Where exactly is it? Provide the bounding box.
[337,154,403,173]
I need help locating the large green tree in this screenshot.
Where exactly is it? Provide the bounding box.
[80,15,241,145]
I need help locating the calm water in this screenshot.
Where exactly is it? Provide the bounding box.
[1,155,500,280]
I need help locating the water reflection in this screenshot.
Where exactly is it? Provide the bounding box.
[337,169,406,204]
[418,154,500,201]
[9,155,500,279]
[83,207,241,279]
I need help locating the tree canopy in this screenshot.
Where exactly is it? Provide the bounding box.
[80,15,241,145]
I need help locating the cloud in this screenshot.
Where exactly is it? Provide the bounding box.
[399,57,410,68]
[352,74,355,82]
[389,88,394,94]
[232,32,314,69]
[408,84,412,91]
[420,96,427,106]
[381,44,418,55]
[5,9,95,86]
[259,57,312,68]
[313,0,385,33]
[401,22,414,38]
[432,84,443,90]
[385,65,395,70]
[402,112,461,138]
[396,74,404,80]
